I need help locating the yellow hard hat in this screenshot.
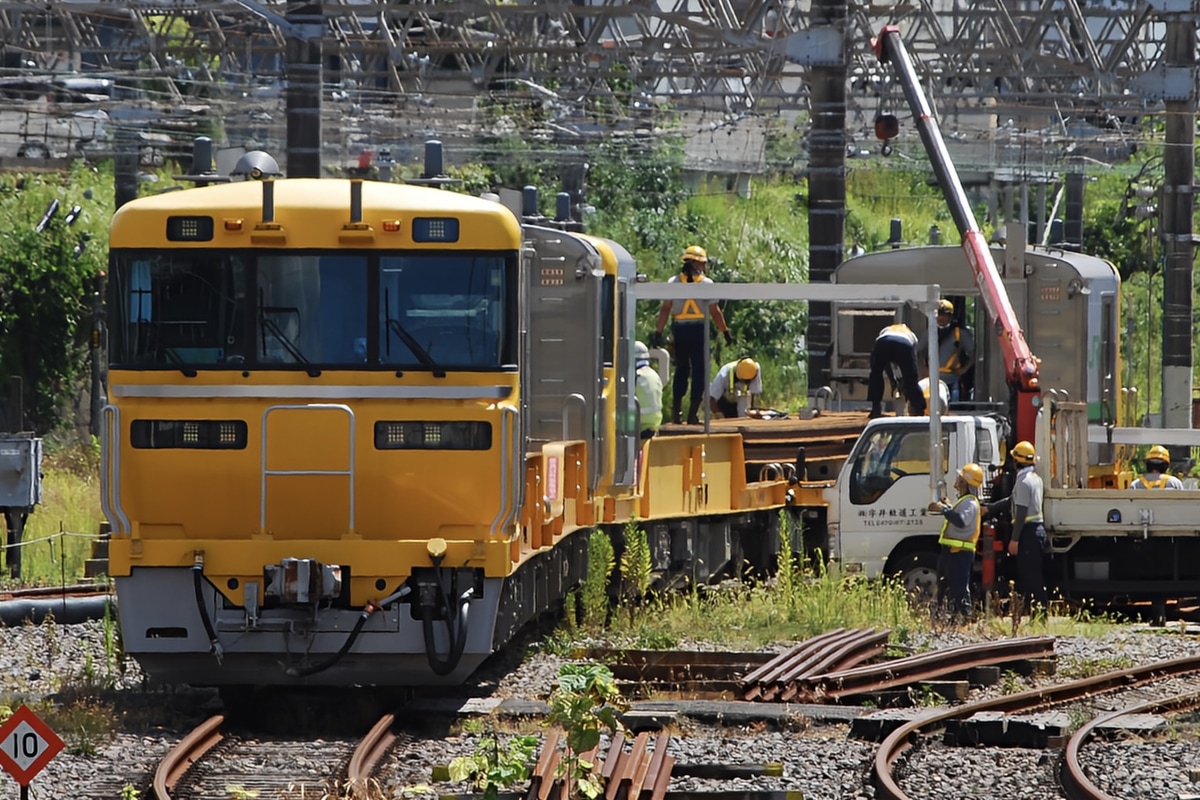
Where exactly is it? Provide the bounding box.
[735,358,759,381]
[958,462,984,488]
[682,245,708,263]
[1148,445,1171,462]
[937,299,954,314]
[1012,440,1036,464]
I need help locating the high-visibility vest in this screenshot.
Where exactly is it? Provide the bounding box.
[1138,474,1170,489]
[670,273,710,322]
[939,326,963,374]
[635,366,663,432]
[938,494,981,552]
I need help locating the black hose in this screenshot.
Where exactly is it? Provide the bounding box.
[285,606,373,678]
[421,571,473,676]
[0,595,112,626]
[192,559,223,662]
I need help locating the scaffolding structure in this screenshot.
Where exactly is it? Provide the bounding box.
[0,0,1180,170]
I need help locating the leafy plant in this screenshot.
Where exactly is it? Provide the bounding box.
[546,663,629,799]
[999,669,1025,695]
[580,530,615,630]
[618,521,652,619]
[120,785,141,800]
[225,785,260,800]
[447,732,540,800]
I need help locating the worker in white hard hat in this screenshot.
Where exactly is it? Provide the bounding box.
[634,341,663,439]
[708,357,762,419]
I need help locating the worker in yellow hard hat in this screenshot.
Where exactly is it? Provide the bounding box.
[1005,440,1049,614]
[708,357,761,418]
[916,298,975,402]
[652,245,734,424]
[1131,445,1184,489]
[936,462,984,620]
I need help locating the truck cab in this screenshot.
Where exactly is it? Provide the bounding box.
[819,414,1005,596]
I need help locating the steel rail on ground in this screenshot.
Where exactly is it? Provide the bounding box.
[874,654,1200,800]
[153,714,225,800]
[1060,687,1200,800]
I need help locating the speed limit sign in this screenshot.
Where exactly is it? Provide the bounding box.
[0,705,64,786]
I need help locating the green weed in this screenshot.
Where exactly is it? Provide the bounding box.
[447,730,540,800]
[547,663,628,800]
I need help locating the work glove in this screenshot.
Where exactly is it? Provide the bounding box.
[723,330,734,347]
[650,331,664,348]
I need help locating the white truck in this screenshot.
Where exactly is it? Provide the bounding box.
[804,397,1200,607]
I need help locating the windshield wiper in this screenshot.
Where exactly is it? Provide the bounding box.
[258,301,310,365]
[387,317,445,377]
[162,348,197,377]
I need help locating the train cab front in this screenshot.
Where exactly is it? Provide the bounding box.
[102,178,525,687]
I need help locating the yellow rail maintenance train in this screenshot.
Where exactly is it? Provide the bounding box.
[102,148,827,687]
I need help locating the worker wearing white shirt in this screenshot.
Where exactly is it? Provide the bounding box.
[708,358,762,418]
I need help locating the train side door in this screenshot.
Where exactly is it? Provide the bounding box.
[523,226,604,486]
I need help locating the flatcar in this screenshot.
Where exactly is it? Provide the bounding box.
[102,151,795,686]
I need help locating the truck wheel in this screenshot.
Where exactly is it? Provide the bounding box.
[893,550,939,603]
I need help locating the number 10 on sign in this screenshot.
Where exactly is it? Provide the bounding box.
[0,704,65,792]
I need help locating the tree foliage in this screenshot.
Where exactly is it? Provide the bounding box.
[0,164,110,433]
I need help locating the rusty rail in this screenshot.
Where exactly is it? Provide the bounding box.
[790,635,1054,703]
[347,713,399,798]
[742,628,890,701]
[530,729,673,800]
[1060,688,1200,800]
[153,714,225,800]
[875,654,1200,800]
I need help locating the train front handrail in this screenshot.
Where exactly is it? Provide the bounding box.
[100,404,130,535]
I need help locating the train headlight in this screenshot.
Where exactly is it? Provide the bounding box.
[374,421,491,450]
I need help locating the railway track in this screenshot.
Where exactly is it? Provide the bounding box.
[1061,685,1200,800]
[154,715,360,800]
[874,654,1200,800]
[151,637,1200,800]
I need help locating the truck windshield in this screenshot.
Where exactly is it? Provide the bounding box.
[108,251,512,370]
[849,426,949,505]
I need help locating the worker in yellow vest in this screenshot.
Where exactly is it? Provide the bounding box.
[708,357,762,418]
[634,341,663,439]
[1131,445,1184,489]
[936,462,984,620]
[917,299,975,402]
[652,245,733,425]
[867,322,925,418]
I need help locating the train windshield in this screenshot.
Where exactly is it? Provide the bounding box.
[108,251,512,370]
[378,255,508,369]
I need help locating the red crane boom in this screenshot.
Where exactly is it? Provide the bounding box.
[873,25,1042,443]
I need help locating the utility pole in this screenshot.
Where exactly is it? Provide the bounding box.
[786,0,847,394]
[1157,0,1195,433]
[286,2,323,178]
[89,271,105,437]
